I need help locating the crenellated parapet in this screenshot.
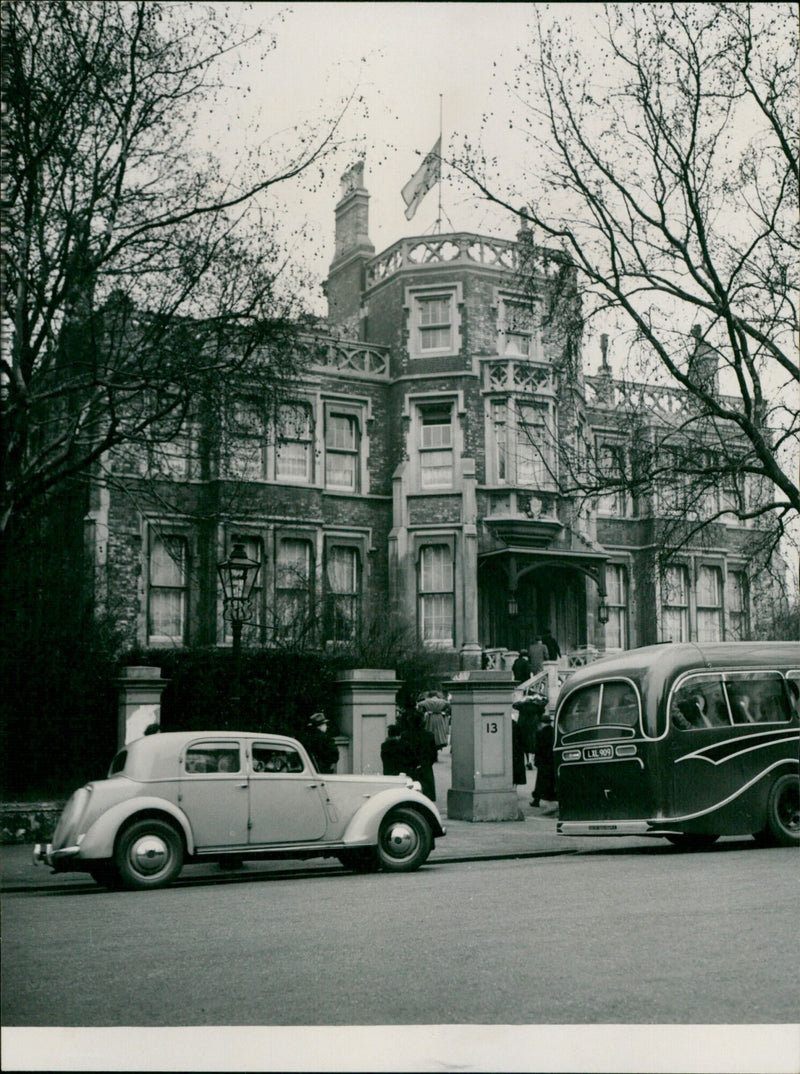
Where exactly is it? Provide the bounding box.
[366,232,568,288]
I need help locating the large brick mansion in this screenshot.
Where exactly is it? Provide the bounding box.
[87,162,760,666]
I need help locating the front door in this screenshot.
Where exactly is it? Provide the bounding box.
[248,741,328,845]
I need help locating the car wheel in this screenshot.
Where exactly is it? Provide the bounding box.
[377,807,432,872]
[88,863,123,890]
[115,819,184,890]
[337,849,380,873]
[763,773,800,847]
[665,833,719,849]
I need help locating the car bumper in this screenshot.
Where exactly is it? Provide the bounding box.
[33,843,83,870]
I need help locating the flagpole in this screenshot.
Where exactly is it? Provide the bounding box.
[436,94,443,234]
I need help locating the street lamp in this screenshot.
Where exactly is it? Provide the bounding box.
[598,597,610,625]
[218,542,261,708]
[508,593,518,617]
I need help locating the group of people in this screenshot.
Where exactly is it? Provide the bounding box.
[511,628,561,684]
[380,690,451,801]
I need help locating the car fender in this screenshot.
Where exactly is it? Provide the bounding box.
[342,788,445,845]
[78,797,195,859]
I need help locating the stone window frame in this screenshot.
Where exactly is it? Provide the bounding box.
[273,398,316,486]
[725,566,749,640]
[322,395,370,495]
[660,562,690,643]
[696,561,724,643]
[413,532,457,649]
[271,527,319,645]
[144,519,196,647]
[404,390,464,494]
[404,282,464,360]
[485,393,557,490]
[493,288,543,361]
[604,562,630,651]
[323,532,369,644]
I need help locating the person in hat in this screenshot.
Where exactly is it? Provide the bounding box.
[380,724,409,776]
[304,711,339,774]
[531,707,557,812]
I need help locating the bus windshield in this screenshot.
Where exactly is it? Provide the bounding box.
[558,680,640,737]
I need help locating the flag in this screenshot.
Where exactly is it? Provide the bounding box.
[401,137,441,221]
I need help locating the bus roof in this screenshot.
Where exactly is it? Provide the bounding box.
[560,640,800,703]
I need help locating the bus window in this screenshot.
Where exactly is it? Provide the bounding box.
[725,673,792,725]
[600,681,639,728]
[670,675,729,730]
[559,685,601,734]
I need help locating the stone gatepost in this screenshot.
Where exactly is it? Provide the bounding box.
[446,669,522,822]
[116,666,169,748]
[333,669,402,775]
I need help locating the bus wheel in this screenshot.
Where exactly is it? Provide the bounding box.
[665,833,719,849]
[763,774,800,847]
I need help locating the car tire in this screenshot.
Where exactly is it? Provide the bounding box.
[337,848,380,873]
[115,819,184,890]
[665,833,719,849]
[763,773,800,847]
[377,807,433,872]
[88,862,123,890]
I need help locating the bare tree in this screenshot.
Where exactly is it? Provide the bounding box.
[1,1,353,539]
[457,3,799,548]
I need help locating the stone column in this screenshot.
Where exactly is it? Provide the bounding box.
[116,666,169,748]
[333,669,402,775]
[459,457,482,670]
[446,669,522,821]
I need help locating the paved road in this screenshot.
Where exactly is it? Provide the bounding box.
[3,842,797,1028]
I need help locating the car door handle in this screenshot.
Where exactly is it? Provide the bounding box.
[306,783,318,789]
[236,783,248,789]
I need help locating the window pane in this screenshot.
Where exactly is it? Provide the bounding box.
[558,686,601,734]
[600,682,639,727]
[421,546,453,591]
[278,539,310,585]
[276,441,310,479]
[328,547,358,594]
[421,593,453,642]
[726,674,790,725]
[150,536,185,586]
[421,450,453,488]
[670,676,730,730]
[150,590,184,640]
[327,415,356,450]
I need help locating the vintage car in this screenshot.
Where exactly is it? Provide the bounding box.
[33,731,446,890]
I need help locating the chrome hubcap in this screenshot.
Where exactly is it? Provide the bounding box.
[130,835,170,876]
[384,821,417,859]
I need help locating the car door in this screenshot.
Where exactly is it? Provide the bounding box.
[179,739,249,850]
[247,741,328,845]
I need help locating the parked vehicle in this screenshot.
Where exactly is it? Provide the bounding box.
[554,641,800,847]
[34,731,445,889]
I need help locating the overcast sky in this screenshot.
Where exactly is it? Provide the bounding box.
[202,3,561,313]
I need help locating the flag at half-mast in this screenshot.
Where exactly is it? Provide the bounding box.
[401,137,441,220]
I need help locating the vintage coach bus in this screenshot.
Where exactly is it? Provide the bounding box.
[554,642,800,847]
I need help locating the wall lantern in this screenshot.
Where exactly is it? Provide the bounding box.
[598,598,610,625]
[508,594,519,617]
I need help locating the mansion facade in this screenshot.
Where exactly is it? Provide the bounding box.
[88,163,763,667]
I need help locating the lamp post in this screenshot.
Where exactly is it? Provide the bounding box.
[217,543,261,712]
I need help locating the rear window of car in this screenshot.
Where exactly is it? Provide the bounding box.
[109,749,128,776]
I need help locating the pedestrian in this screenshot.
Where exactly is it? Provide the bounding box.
[541,627,561,661]
[513,692,547,770]
[531,709,557,812]
[304,711,339,774]
[380,724,408,776]
[416,690,450,749]
[528,636,547,674]
[512,650,532,684]
[401,709,438,801]
[510,709,527,787]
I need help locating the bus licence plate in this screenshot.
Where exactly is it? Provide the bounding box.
[583,745,613,760]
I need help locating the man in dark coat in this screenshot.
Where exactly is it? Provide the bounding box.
[511,712,527,786]
[380,724,408,776]
[532,711,557,810]
[400,710,438,801]
[513,693,547,769]
[304,711,339,774]
[512,651,532,684]
[541,628,561,661]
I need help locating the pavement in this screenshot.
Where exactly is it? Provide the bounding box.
[0,749,656,892]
